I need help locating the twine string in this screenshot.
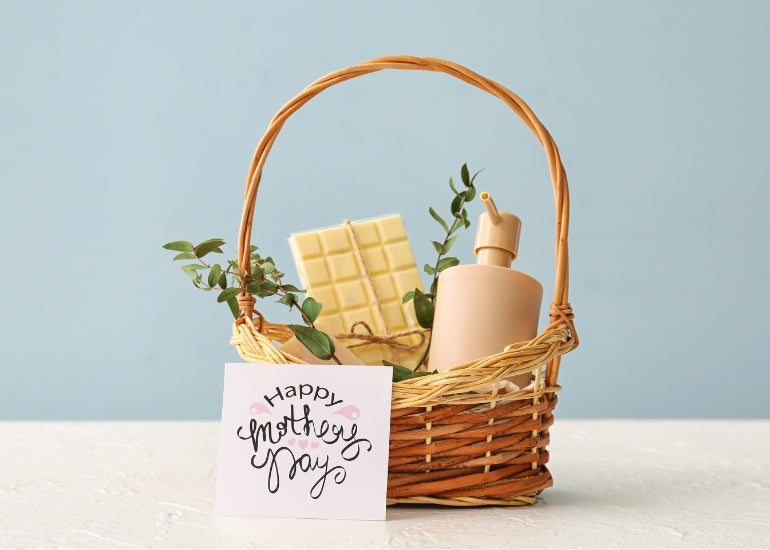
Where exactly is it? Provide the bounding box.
[342,219,403,364]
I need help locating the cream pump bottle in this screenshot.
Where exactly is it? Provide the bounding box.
[427,192,543,389]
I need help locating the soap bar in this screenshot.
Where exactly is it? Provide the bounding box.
[289,215,426,367]
[279,334,364,365]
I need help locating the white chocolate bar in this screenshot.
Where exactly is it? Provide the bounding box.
[289,215,427,366]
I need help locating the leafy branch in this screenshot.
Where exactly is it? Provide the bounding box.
[164,164,483,381]
[162,239,340,364]
[402,162,483,369]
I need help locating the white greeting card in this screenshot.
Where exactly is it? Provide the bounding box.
[215,363,393,520]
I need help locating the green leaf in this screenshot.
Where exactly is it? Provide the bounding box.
[288,325,335,361]
[449,177,461,196]
[437,256,460,272]
[247,280,278,296]
[172,252,196,261]
[451,192,466,216]
[181,264,202,280]
[387,362,415,383]
[261,261,276,274]
[251,266,265,280]
[450,216,464,234]
[281,284,305,293]
[465,185,476,202]
[424,264,437,275]
[301,297,323,323]
[195,238,226,258]
[218,272,227,289]
[217,287,241,303]
[402,290,415,304]
[443,234,459,254]
[278,293,298,309]
[384,361,434,382]
[432,235,460,255]
[470,167,485,185]
[461,163,471,186]
[428,206,449,233]
[413,288,435,329]
[182,264,207,281]
[208,264,222,287]
[163,240,194,252]
[227,297,240,319]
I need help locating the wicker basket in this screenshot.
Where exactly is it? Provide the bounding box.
[229,56,578,506]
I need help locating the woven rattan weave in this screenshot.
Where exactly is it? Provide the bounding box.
[229,56,578,506]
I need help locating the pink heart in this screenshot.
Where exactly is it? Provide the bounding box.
[298,439,308,449]
[311,441,319,449]
[288,438,295,446]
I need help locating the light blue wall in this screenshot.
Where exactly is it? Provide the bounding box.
[1,1,768,419]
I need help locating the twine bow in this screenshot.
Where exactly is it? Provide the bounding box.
[337,320,429,352]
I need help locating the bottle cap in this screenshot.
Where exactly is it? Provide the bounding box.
[474,191,521,267]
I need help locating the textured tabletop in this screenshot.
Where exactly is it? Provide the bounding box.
[1,420,768,548]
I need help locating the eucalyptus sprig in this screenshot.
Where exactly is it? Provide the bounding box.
[162,239,339,364]
[402,162,483,368]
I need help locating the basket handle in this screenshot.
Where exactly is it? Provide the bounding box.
[236,56,576,386]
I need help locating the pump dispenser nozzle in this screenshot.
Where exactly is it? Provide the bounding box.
[482,192,502,224]
[475,192,522,268]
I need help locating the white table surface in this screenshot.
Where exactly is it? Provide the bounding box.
[1,420,768,549]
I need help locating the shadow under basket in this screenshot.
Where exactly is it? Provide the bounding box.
[228,56,578,506]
